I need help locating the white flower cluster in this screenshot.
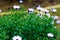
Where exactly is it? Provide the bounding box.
[37,14,42,17]
[36,5,50,17]
[36,5,49,13]
[12,36,22,40]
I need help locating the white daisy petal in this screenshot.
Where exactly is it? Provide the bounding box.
[19,0,23,3]
[13,5,20,9]
[28,8,34,13]
[12,36,22,40]
[0,9,2,12]
[47,33,54,37]
[50,7,57,12]
[56,20,60,24]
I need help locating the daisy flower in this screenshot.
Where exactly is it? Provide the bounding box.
[47,33,54,37]
[12,35,22,40]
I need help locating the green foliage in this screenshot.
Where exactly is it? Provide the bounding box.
[0,11,57,40]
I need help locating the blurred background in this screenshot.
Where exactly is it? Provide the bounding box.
[0,0,60,11]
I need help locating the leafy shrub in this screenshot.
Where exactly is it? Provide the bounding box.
[0,11,57,40]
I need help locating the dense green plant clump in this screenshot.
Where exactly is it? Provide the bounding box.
[0,11,57,40]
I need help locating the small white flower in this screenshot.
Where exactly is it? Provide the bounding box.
[19,0,23,3]
[47,33,54,37]
[52,16,59,20]
[12,35,22,40]
[43,9,49,13]
[28,8,34,13]
[36,7,44,11]
[13,5,20,9]
[50,7,57,12]
[46,13,50,17]
[56,20,60,24]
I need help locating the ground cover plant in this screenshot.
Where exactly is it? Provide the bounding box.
[0,9,58,40]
